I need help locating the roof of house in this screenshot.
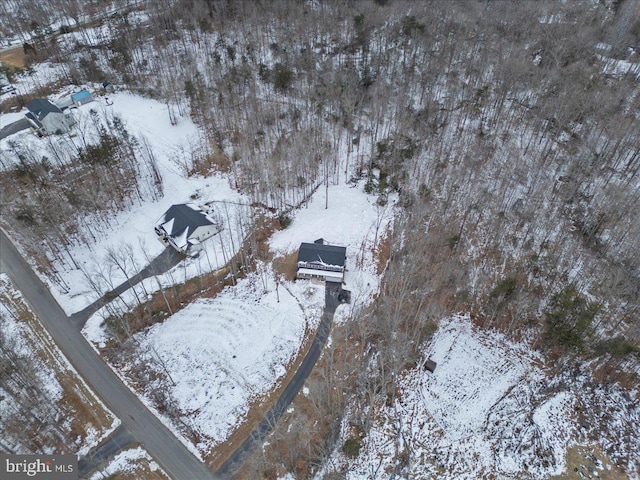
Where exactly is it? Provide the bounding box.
[297,242,346,267]
[26,99,62,120]
[157,203,215,249]
[71,90,92,101]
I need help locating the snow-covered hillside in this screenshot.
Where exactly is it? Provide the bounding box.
[322,315,639,480]
[2,1,640,478]
[0,274,118,456]
[270,182,396,322]
[102,270,324,457]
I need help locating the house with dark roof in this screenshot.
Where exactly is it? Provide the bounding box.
[296,239,347,283]
[155,203,220,253]
[25,98,75,135]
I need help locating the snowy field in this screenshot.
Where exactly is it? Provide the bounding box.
[79,170,390,459]
[115,270,325,455]
[0,273,119,456]
[420,317,532,441]
[269,182,396,323]
[324,315,578,480]
[2,89,249,316]
[79,153,396,456]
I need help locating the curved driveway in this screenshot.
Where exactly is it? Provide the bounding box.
[216,281,342,478]
[0,230,216,480]
[1,229,342,479]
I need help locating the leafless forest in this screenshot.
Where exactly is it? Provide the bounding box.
[2,0,640,477]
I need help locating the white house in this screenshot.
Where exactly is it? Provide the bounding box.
[25,99,75,135]
[296,239,347,283]
[155,203,220,253]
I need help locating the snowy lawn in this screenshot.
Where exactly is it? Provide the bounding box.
[120,270,324,455]
[0,109,25,127]
[1,89,248,316]
[269,182,396,323]
[59,169,247,317]
[327,315,577,480]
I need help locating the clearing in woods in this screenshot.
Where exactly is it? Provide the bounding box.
[551,445,628,480]
[0,46,27,68]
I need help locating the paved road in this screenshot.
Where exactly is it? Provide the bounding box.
[216,281,343,478]
[1,227,341,479]
[78,425,135,477]
[0,117,30,140]
[0,229,216,480]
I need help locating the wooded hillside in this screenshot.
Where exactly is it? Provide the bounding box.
[1,1,639,478]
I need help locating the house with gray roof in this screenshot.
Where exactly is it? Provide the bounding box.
[296,239,347,283]
[25,98,75,135]
[155,203,220,253]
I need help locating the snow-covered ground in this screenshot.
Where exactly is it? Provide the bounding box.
[0,273,119,456]
[89,446,167,480]
[2,61,398,462]
[2,10,639,479]
[0,109,24,127]
[270,182,396,323]
[80,175,392,459]
[111,270,325,456]
[322,315,578,480]
[1,61,70,101]
[2,89,249,316]
[59,164,246,317]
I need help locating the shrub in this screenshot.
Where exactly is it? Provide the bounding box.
[376,141,389,159]
[278,213,292,229]
[420,321,438,343]
[343,437,361,458]
[273,63,294,91]
[79,130,119,166]
[258,63,270,82]
[364,180,377,194]
[545,285,599,350]
[447,234,460,250]
[489,277,518,311]
[14,204,37,225]
[491,278,517,300]
[595,337,640,358]
[418,183,431,199]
